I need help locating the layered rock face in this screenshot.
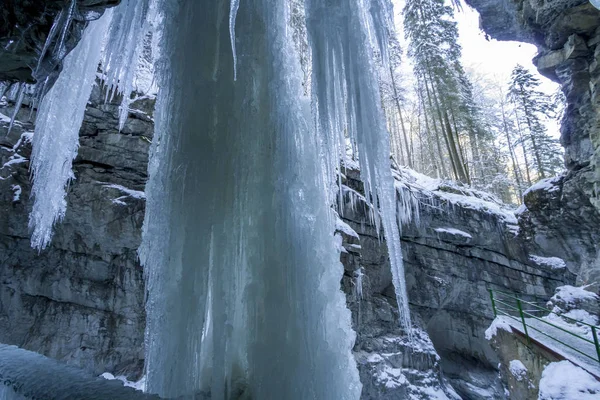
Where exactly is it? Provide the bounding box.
[0,1,120,84]
[0,85,152,377]
[0,1,590,397]
[1,87,575,398]
[339,168,573,399]
[465,0,600,285]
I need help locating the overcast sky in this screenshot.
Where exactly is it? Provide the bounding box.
[454,4,559,95]
[390,0,561,137]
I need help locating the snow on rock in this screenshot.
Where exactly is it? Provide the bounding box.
[538,361,600,399]
[335,217,359,238]
[530,255,567,270]
[333,233,347,254]
[101,372,146,392]
[11,131,34,152]
[485,316,513,340]
[2,153,27,168]
[509,360,527,381]
[523,176,561,197]
[434,227,472,239]
[11,185,21,202]
[100,182,146,206]
[376,366,407,389]
[550,285,598,309]
[393,166,519,227]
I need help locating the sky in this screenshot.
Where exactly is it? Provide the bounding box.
[390,0,561,137]
[453,4,559,96]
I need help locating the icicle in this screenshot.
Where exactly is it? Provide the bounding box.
[354,268,364,300]
[229,0,240,81]
[306,0,412,334]
[54,0,76,60]
[34,9,64,79]
[7,84,25,136]
[29,12,112,250]
[101,0,151,129]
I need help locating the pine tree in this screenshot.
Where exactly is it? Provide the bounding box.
[403,0,488,185]
[508,64,563,180]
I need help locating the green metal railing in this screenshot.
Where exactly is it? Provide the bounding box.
[489,289,600,365]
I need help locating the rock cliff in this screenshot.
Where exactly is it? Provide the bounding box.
[465,0,600,285]
[0,1,593,398]
[0,1,120,84]
[1,85,575,398]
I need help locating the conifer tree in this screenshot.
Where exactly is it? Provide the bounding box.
[403,0,487,184]
[508,64,563,180]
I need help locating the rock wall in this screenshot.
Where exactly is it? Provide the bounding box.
[339,168,574,399]
[0,84,577,398]
[0,85,151,377]
[0,0,120,84]
[465,0,600,285]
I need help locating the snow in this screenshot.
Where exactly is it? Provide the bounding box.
[523,176,561,197]
[11,131,34,152]
[394,165,519,227]
[530,255,567,270]
[551,285,598,308]
[11,185,21,202]
[509,360,527,381]
[101,372,145,392]
[434,190,518,225]
[101,183,146,199]
[2,154,27,168]
[434,227,472,239]
[538,361,600,399]
[515,204,527,215]
[376,366,407,388]
[335,217,360,238]
[496,294,600,378]
[485,316,513,340]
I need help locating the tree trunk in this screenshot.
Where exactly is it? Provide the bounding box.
[389,65,413,168]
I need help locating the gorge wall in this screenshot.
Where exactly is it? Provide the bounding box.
[0,0,595,398]
[466,0,600,286]
[0,85,575,398]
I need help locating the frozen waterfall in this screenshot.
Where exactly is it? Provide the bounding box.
[139,0,361,399]
[23,0,414,398]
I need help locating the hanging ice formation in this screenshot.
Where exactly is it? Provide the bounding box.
[29,12,112,250]
[100,0,151,130]
[306,0,412,332]
[139,0,360,398]
[28,0,151,250]
[24,0,413,396]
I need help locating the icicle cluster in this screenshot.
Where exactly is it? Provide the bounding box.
[29,13,111,250]
[28,0,152,250]
[306,0,412,332]
[23,0,415,396]
[140,1,361,398]
[101,0,151,130]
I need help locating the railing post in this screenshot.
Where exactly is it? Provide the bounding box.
[516,296,530,344]
[592,326,600,364]
[489,289,497,318]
